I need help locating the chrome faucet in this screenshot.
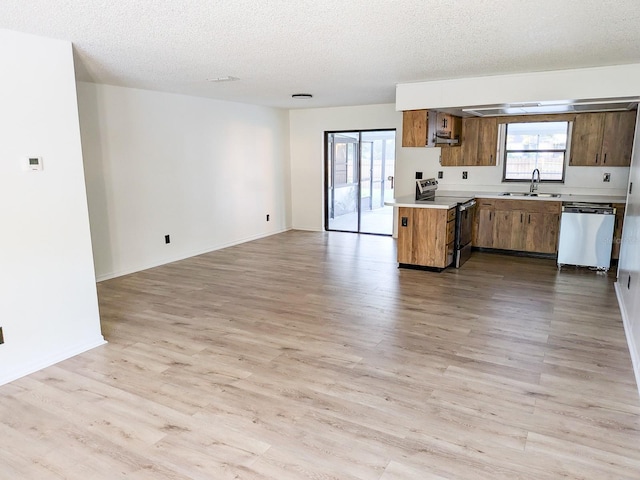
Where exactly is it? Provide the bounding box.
[530,168,541,193]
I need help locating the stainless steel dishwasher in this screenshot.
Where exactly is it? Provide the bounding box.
[557,203,616,270]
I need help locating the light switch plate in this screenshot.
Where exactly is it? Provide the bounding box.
[603,172,611,182]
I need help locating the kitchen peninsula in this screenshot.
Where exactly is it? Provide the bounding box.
[386,191,627,270]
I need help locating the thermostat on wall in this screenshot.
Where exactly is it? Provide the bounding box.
[27,157,43,171]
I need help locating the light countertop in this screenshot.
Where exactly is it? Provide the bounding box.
[385,195,474,209]
[385,191,627,209]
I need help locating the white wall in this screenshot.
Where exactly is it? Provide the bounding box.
[0,30,104,385]
[289,104,402,231]
[396,64,640,111]
[78,83,291,280]
[616,109,640,396]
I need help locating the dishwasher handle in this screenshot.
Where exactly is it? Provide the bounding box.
[562,205,615,215]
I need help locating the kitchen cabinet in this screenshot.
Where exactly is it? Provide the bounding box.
[433,112,462,145]
[474,199,496,248]
[402,110,428,147]
[612,203,626,260]
[397,207,455,268]
[473,199,561,254]
[570,111,636,166]
[403,110,463,148]
[461,117,498,166]
[440,118,498,167]
[440,145,462,166]
[440,117,498,167]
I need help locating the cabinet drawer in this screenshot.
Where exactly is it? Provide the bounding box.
[446,241,455,267]
[446,219,455,243]
[501,199,561,214]
[476,199,497,208]
[447,208,456,222]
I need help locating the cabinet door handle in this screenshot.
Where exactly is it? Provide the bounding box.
[520,213,523,223]
[603,153,607,164]
[595,153,599,164]
[401,217,408,227]
[489,212,492,221]
[528,214,531,224]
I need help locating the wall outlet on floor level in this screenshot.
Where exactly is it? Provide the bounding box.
[462,171,468,179]
[165,234,171,244]
[438,171,443,179]
[603,173,611,182]
[266,214,270,221]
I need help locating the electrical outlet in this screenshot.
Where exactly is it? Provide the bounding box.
[438,171,443,179]
[603,173,611,182]
[266,214,270,221]
[462,171,468,180]
[164,234,170,244]
[415,172,423,180]
[0,326,4,345]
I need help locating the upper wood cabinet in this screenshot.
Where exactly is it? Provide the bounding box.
[402,110,463,148]
[443,117,498,166]
[402,110,428,147]
[433,112,462,145]
[570,111,636,166]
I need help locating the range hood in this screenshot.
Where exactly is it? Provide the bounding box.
[461,97,639,117]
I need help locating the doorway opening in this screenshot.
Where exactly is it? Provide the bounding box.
[325,130,396,235]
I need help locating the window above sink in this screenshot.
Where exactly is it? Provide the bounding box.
[501,121,570,183]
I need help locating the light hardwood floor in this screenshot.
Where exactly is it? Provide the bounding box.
[1,230,639,479]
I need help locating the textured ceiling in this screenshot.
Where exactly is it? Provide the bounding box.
[1,1,640,109]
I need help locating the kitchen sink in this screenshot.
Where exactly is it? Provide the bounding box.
[500,192,561,198]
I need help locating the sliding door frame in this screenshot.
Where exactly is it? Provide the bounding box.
[324,128,396,236]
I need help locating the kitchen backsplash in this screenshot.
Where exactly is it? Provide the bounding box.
[395,146,629,198]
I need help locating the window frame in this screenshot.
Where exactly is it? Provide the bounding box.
[500,120,573,183]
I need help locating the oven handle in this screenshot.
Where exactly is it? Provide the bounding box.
[458,199,476,212]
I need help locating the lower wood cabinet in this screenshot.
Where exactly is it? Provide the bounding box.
[397,207,455,268]
[612,203,626,260]
[473,199,561,254]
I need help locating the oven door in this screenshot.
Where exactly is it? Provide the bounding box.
[458,200,476,247]
[456,200,476,268]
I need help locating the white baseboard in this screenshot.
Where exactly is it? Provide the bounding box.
[614,281,640,399]
[96,228,292,282]
[0,336,107,387]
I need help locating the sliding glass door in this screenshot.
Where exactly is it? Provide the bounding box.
[325,130,396,235]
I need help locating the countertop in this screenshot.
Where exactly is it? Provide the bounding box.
[385,195,474,209]
[385,191,627,209]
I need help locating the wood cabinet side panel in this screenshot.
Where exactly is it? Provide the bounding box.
[412,209,448,267]
[397,207,414,263]
[612,204,626,260]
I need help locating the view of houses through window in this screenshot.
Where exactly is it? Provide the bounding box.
[502,121,570,181]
